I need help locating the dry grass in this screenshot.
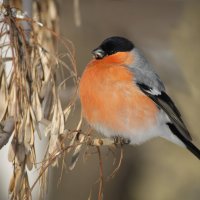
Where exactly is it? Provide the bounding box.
[0,2,126,199]
[0,2,78,199]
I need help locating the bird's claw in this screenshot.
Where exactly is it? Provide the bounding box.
[113,136,130,145]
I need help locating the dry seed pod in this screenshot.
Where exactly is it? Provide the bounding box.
[16,144,26,164]
[32,91,43,121]
[9,173,15,194]
[0,1,79,198]
[41,81,53,119]
[0,75,8,121]
[24,109,32,146]
[58,98,65,134]
[8,136,17,162]
[26,151,33,170]
[29,106,42,139]
[48,134,59,155]
[69,133,85,171]
[18,116,26,144]
[0,117,14,149]
[8,84,17,116]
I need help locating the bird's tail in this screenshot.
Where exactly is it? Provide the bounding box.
[167,123,200,159]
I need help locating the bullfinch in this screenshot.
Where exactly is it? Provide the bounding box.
[79,36,200,159]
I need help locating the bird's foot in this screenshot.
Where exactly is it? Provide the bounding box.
[113,136,130,145]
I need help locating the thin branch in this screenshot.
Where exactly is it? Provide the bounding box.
[30,130,130,192]
[107,146,124,180]
[97,147,104,200]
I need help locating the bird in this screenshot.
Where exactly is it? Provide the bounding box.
[79,36,200,159]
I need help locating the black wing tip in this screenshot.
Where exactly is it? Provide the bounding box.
[137,83,181,117]
[137,82,192,141]
[167,123,200,160]
[159,92,182,118]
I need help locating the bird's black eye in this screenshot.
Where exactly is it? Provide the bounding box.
[92,48,106,59]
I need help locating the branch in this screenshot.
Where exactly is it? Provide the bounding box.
[30,130,130,192]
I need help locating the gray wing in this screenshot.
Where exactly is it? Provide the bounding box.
[128,48,192,141]
[129,48,165,92]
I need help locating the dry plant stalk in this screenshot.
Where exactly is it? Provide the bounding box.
[0,1,127,200]
[0,2,78,199]
[31,130,126,200]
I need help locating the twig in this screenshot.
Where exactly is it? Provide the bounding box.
[107,146,124,180]
[30,143,82,192]
[97,147,104,200]
[30,130,130,193]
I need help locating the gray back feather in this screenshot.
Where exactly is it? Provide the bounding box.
[128,48,165,92]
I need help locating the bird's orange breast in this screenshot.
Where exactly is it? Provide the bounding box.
[79,52,158,133]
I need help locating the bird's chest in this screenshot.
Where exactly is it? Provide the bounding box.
[79,65,158,133]
[81,82,157,132]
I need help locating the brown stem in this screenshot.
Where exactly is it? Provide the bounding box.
[97,147,104,200]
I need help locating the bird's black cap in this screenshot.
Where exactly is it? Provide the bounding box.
[92,36,134,59]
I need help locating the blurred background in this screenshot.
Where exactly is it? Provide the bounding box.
[0,0,200,199]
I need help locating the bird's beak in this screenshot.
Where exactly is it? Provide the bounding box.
[92,48,106,59]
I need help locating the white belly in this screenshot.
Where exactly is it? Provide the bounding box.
[92,110,184,146]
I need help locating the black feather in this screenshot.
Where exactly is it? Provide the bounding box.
[157,91,181,119]
[94,36,134,57]
[167,123,200,159]
[137,82,192,140]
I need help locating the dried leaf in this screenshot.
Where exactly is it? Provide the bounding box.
[30,106,42,139]
[24,109,33,148]
[69,133,84,171]
[0,117,14,149]
[8,137,15,162]
[18,115,26,144]
[31,146,37,168]
[0,2,79,199]
[9,135,27,164]
[48,106,60,156]
[63,105,72,120]
[32,91,43,121]
[9,173,15,194]
[26,152,33,170]
[49,0,57,19]
[41,81,53,119]
[0,74,8,121]
[0,128,12,149]
[17,144,26,163]
[36,62,44,80]
[2,117,15,132]
[68,116,83,169]
[50,104,59,137]
[8,84,17,116]
[40,118,51,127]
[41,61,51,84]
[48,134,59,155]
[25,80,31,101]
[58,98,64,133]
